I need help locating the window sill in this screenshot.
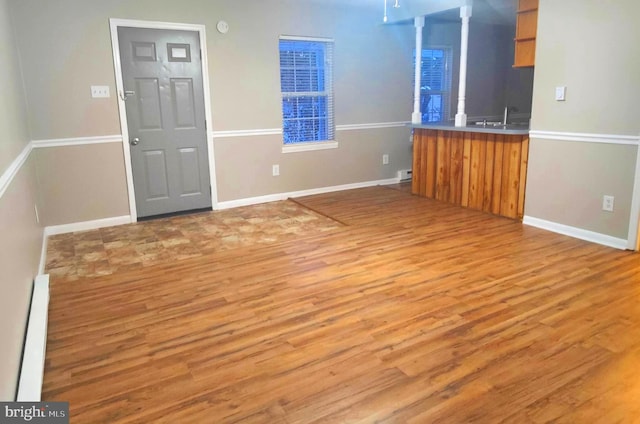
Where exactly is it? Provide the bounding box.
[282,141,338,153]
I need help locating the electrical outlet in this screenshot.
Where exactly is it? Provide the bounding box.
[90,85,110,98]
[555,86,566,101]
[602,195,614,212]
[382,154,389,165]
[272,164,280,176]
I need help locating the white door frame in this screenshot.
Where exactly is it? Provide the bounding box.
[109,18,218,222]
[628,138,640,250]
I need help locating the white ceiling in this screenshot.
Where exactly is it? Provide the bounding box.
[323,0,518,26]
[431,0,518,25]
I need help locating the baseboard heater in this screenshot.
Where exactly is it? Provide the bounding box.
[17,274,50,401]
[398,169,412,181]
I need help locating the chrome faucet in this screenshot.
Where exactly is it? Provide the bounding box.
[503,106,518,126]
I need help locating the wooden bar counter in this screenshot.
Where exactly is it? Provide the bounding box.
[411,124,530,220]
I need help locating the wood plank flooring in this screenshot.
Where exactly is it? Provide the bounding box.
[42,186,640,423]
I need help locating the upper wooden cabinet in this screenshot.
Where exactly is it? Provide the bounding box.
[514,0,538,67]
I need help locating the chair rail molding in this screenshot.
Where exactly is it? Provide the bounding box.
[0,142,33,200]
[31,135,123,148]
[210,122,410,139]
[529,130,640,145]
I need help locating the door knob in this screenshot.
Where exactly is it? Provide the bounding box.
[130,137,140,146]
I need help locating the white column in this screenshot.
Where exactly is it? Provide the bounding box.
[412,16,425,124]
[455,5,472,127]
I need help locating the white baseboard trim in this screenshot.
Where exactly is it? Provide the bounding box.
[38,232,48,275]
[0,142,33,200]
[44,215,132,236]
[217,177,401,210]
[529,130,640,146]
[17,274,49,402]
[523,215,628,250]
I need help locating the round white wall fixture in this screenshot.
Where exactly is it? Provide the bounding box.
[217,20,229,34]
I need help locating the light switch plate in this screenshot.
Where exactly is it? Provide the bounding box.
[555,86,566,101]
[91,85,110,98]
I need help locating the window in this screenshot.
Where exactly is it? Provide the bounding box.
[279,37,334,145]
[415,48,452,123]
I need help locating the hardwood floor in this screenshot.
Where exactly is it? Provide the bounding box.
[42,186,640,423]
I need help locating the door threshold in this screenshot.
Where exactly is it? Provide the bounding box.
[137,207,213,222]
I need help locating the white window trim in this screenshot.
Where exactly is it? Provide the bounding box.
[279,35,336,149]
[282,140,338,154]
[418,45,453,124]
[280,35,334,43]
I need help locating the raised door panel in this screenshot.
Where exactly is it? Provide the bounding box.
[171,78,196,129]
[143,150,170,200]
[135,78,164,131]
[177,147,202,196]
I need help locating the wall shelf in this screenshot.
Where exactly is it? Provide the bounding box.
[514,0,538,68]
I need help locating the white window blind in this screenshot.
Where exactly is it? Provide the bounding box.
[415,48,452,123]
[279,37,335,144]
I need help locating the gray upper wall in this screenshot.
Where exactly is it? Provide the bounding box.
[0,0,30,171]
[423,18,534,122]
[525,0,640,240]
[10,0,415,140]
[530,0,640,135]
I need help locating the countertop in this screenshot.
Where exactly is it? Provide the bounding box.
[412,122,530,135]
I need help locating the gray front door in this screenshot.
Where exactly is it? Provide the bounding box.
[118,27,211,218]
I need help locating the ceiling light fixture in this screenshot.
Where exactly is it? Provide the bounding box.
[384,0,400,23]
